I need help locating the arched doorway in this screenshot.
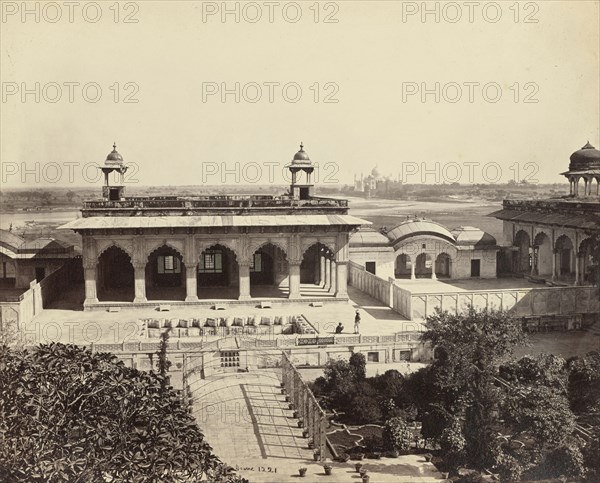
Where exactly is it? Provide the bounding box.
[97,246,134,302]
[415,253,433,278]
[579,238,595,284]
[533,232,552,277]
[435,253,451,278]
[300,243,334,297]
[0,257,16,288]
[250,243,288,298]
[197,244,239,299]
[555,235,575,280]
[395,254,412,279]
[513,230,531,273]
[145,245,186,301]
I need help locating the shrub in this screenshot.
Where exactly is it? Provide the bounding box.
[347,394,382,424]
[382,416,413,453]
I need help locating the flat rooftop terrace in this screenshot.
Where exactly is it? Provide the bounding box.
[395,277,546,294]
[29,286,418,346]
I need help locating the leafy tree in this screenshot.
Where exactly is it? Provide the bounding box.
[66,190,76,202]
[0,343,224,482]
[420,307,527,470]
[383,416,413,453]
[349,352,366,381]
[567,350,600,416]
[534,438,586,481]
[501,385,575,450]
[500,353,568,394]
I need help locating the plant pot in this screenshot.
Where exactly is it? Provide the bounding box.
[297,420,304,428]
[313,453,320,461]
[424,454,433,462]
[298,468,307,477]
[362,476,370,483]
[302,430,309,438]
[285,395,290,402]
[288,403,294,410]
[293,411,299,418]
[323,465,332,475]
[281,388,286,394]
[355,463,363,473]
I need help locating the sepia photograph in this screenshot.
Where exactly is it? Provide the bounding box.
[0,1,599,482]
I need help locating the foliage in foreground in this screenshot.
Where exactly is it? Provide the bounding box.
[0,343,231,482]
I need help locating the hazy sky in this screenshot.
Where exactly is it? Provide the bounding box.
[1,1,599,189]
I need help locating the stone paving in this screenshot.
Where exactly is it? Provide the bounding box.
[30,285,420,346]
[191,369,444,482]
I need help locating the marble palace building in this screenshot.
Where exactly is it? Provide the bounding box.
[61,144,367,309]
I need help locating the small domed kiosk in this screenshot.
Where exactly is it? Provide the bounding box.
[561,142,600,198]
[100,143,129,201]
[287,143,314,200]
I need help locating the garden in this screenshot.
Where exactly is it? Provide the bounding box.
[310,307,600,482]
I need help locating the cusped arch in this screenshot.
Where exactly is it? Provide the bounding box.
[555,234,574,250]
[301,241,335,259]
[578,236,594,254]
[196,240,241,263]
[96,241,134,261]
[247,239,289,260]
[514,229,531,245]
[533,231,550,247]
[146,242,185,262]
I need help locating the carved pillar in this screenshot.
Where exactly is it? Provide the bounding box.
[320,253,326,286]
[552,248,558,281]
[335,261,348,298]
[410,259,416,280]
[238,262,251,300]
[185,263,198,302]
[83,264,98,306]
[288,262,301,299]
[431,259,437,280]
[133,263,147,303]
[330,260,337,293]
[574,253,581,286]
[325,258,332,290]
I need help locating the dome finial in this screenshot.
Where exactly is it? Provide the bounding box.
[113,142,117,151]
[300,142,304,151]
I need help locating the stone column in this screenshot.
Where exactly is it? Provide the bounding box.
[133,264,147,303]
[330,260,337,293]
[313,252,320,285]
[431,260,437,280]
[185,264,198,302]
[238,262,251,300]
[569,178,574,196]
[410,260,416,280]
[531,247,537,276]
[288,262,301,299]
[320,254,326,286]
[574,253,581,286]
[325,258,332,290]
[83,265,99,306]
[552,249,558,281]
[574,177,580,197]
[334,261,348,298]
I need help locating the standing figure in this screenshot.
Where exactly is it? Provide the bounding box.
[354,310,361,334]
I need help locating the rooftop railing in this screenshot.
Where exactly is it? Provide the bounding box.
[82,195,348,211]
[503,198,600,213]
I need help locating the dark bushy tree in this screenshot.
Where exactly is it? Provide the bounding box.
[0,343,223,482]
[568,350,600,417]
[349,352,366,381]
[383,416,413,453]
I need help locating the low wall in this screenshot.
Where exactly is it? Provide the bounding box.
[410,286,600,321]
[348,261,393,307]
[392,284,413,319]
[0,258,81,334]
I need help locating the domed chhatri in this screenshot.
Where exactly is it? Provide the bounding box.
[292,142,311,164]
[569,141,600,171]
[105,143,124,164]
[371,165,382,178]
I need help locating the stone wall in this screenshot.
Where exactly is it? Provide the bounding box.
[349,247,395,280]
[348,261,393,307]
[409,286,599,321]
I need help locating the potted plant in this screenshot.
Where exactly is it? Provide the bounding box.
[308,439,314,449]
[280,388,286,395]
[292,410,299,418]
[362,475,370,483]
[338,453,350,463]
[323,464,333,475]
[313,449,320,461]
[385,449,399,458]
[355,462,363,473]
[297,419,304,428]
[285,395,290,402]
[298,467,307,477]
[302,428,309,438]
[280,382,285,388]
[288,403,294,410]
[424,453,433,462]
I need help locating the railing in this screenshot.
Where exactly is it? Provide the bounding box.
[503,199,600,213]
[83,195,348,211]
[281,351,328,461]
